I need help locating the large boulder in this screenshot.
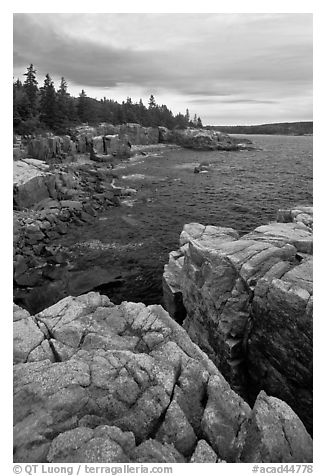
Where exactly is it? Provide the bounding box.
[13,292,312,463]
[104,135,131,158]
[13,160,79,209]
[13,160,51,209]
[163,208,313,432]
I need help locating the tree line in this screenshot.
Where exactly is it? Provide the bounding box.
[13,64,203,135]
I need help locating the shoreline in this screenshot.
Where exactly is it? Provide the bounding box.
[130,143,182,153]
[13,204,313,463]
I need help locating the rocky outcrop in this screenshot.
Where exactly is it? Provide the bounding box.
[13,135,28,160]
[119,123,159,145]
[13,160,139,312]
[163,207,313,433]
[13,292,312,463]
[27,135,77,161]
[20,124,249,164]
[23,123,158,164]
[91,135,131,163]
[90,124,160,161]
[158,126,175,143]
[172,128,253,151]
[277,206,313,229]
[13,159,81,209]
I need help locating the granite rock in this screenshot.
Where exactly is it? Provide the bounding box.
[240,392,313,463]
[13,292,312,463]
[163,208,313,431]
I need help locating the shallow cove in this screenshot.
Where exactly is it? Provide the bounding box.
[19,135,313,313]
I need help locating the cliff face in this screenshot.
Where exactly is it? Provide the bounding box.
[21,123,160,163]
[13,292,312,463]
[163,207,313,433]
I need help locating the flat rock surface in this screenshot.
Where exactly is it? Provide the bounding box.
[244,222,312,254]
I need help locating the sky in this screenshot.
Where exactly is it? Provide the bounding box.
[13,13,313,125]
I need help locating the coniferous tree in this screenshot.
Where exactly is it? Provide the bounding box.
[13,79,30,127]
[40,74,57,129]
[67,97,78,124]
[134,98,148,125]
[14,64,202,134]
[174,112,188,129]
[55,77,72,131]
[197,116,203,128]
[77,89,89,123]
[148,94,160,126]
[123,97,137,123]
[185,108,190,126]
[23,64,39,117]
[148,94,156,108]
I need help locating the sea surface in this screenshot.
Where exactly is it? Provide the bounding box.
[51,134,312,308]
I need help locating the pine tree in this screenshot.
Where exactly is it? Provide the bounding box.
[197,116,203,128]
[123,97,137,123]
[58,77,68,97]
[185,108,190,125]
[40,73,57,129]
[13,79,30,127]
[23,64,39,116]
[56,77,71,131]
[134,98,148,126]
[148,94,156,108]
[77,89,88,123]
[148,95,160,125]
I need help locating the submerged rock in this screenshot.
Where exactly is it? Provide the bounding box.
[13,292,312,463]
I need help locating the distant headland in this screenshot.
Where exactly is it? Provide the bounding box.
[206,121,313,136]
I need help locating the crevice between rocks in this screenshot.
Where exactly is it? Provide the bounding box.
[147,360,183,441]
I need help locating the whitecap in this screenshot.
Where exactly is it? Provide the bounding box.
[121,174,146,180]
[121,199,136,207]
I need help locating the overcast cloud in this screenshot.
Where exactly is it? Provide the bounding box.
[13,13,312,125]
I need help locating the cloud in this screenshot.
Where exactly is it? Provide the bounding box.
[13,13,312,124]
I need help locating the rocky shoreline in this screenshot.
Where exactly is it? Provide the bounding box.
[13,206,313,463]
[13,124,313,463]
[13,124,253,313]
[163,206,313,434]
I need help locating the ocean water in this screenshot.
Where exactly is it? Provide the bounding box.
[54,134,312,307]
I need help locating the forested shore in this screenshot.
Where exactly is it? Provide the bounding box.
[13,64,203,136]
